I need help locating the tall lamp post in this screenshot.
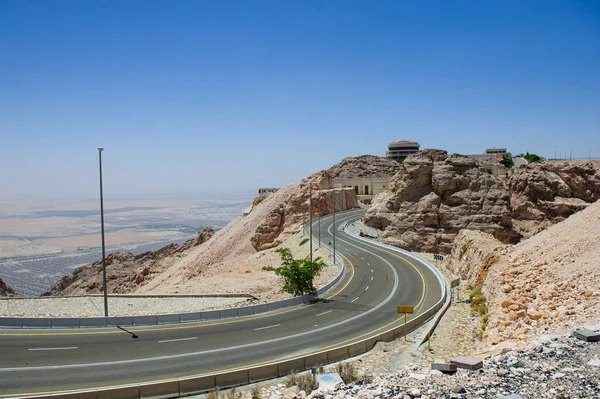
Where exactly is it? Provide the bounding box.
[309,183,313,262]
[333,190,336,264]
[98,147,109,317]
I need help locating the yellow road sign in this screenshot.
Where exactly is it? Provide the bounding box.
[397,306,414,314]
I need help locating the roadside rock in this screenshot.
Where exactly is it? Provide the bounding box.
[0,278,17,296]
[327,155,400,178]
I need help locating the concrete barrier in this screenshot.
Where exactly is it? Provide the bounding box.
[277,358,305,376]
[348,341,368,357]
[106,317,134,327]
[80,317,108,328]
[0,317,23,328]
[215,370,249,389]
[22,318,52,328]
[95,385,139,399]
[50,391,96,399]
[219,309,238,319]
[304,351,328,369]
[237,306,254,316]
[139,380,180,399]
[253,304,268,314]
[50,318,81,328]
[157,314,180,324]
[133,315,158,326]
[248,364,279,382]
[179,312,202,322]
[202,310,221,320]
[327,347,350,363]
[179,376,216,396]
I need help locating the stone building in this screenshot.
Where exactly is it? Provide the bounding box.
[386,140,420,161]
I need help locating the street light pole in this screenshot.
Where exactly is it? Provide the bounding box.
[333,191,336,264]
[309,183,313,263]
[318,206,321,249]
[98,147,108,317]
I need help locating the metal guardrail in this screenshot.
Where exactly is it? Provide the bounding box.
[0,237,348,330]
[3,211,448,399]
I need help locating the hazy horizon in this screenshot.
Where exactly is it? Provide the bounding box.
[2,1,598,199]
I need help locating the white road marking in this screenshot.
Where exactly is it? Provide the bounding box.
[367,262,370,266]
[360,257,364,260]
[370,268,373,273]
[351,297,360,303]
[28,347,78,351]
[371,276,374,281]
[158,337,197,343]
[254,324,281,331]
[316,310,333,317]
[365,286,369,291]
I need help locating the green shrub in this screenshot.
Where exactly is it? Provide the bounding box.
[274,247,325,296]
[299,238,309,246]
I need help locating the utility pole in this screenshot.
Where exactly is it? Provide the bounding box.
[318,206,321,249]
[309,183,313,262]
[570,150,572,161]
[589,149,592,160]
[98,147,108,317]
[554,150,556,160]
[333,190,336,264]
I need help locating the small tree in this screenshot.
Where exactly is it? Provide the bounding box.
[274,247,325,296]
[499,157,514,168]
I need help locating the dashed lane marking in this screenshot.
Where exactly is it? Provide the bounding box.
[28,347,78,351]
[254,324,281,331]
[158,337,197,343]
[316,310,333,317]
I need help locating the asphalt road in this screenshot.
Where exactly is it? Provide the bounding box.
[0,209,443,397]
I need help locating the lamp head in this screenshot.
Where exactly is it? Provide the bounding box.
[98,147,104,152]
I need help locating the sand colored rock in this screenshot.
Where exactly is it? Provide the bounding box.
[364,150,519,253]
[0,278,17,296]
[447,201,600,348]
[327,155,400,178]
[251,171,358,251]
[43,228,215,295]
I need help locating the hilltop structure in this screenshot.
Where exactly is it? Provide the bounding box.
[385,140,420,161]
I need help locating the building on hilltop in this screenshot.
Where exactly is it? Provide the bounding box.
[386,140,420,161]
[332,177,389,204]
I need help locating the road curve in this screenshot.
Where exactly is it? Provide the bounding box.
[0,209,443,397]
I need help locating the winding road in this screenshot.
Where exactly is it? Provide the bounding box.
[0,209,444,398]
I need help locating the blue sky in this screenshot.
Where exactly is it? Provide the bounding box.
[1,0,599,199]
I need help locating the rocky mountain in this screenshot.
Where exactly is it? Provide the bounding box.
[364,150,600,254]
[0,278,17,296]
[327,155,400,178]
[251,170,358,251]
[363,150,520,253]
[509,160,600,237]
[448,200,600,348]
[43,228,215,296]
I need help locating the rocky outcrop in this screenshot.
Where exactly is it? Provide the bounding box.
[447,230,509,288]
[0,278,17,296]
[251,171,358,251]
[509,161,600,237]
[364,151,600,254]
[364,150,519,253]
[327,155,400,178]
[43,228,214,296]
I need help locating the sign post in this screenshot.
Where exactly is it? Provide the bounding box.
[451,278,461,301]
[397,305,414,342]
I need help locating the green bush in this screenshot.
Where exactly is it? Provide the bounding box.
[274,247,325,296]
[524,152,541,163]
[299,238,309,246]
[500,157,514,168]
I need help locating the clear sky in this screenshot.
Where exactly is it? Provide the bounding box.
[1,0,599,200]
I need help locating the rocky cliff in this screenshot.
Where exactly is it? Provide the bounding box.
[327,155,400,178]
[0,278,17,297]
[509,160,600,237]
[43,228,214,296]
[251,170,358,251]
[364,150,600,253]
[364,150,519,253]
[462,200,600,347]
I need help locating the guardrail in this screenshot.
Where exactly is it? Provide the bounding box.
[0,236,348,330]
[4,210,448,399]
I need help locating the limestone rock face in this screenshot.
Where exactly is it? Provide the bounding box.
[43,228,215,296]
[0,278,17,297]
[364,150,519,253]
[447,230,509,287]
[327,155,400,178]
[509,161,600,237]
[251,170,358,251]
